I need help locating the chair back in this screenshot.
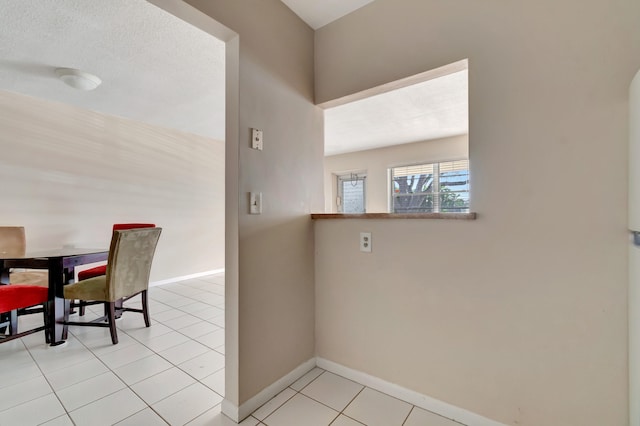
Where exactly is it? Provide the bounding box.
[113,223,156,231]
[0,226,26,256]
[105,228,162,301]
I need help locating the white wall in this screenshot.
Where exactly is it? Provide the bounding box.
[314,1,640,425]
[324,135,468,212]
[0,90,224,281]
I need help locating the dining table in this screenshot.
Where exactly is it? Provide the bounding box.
[0,247,108,345]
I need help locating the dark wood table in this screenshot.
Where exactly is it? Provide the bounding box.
[0,248,108,345]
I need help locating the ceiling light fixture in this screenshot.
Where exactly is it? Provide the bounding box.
[55,68,102,91]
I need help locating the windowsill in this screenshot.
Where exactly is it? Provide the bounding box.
[311,212,476,220]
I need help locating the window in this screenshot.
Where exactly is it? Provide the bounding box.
[391,160,469,213]
[337,173,366,213]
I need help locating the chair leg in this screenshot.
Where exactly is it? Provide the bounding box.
[106,302,118,344]
[0,311,8,335]
[114,298,123,319]
[79,300,85,316]
[142,290,150,327]
[9,309,18,336]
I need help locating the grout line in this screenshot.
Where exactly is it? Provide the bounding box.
[401,405,415,426]
[0,344,69,425]
[254,388,298,422]
[15,278,226,426]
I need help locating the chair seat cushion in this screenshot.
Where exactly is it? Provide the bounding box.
[64,276,109,302]
[78,265,106,281]
[0,285,48,313]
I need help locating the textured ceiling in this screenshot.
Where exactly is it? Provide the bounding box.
[324,70,469,156]
[0,0,225,141]
[0,0,462,154]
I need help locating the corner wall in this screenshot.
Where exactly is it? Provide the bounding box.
[185,0,324,408]
[314,0,640,425]
[0,90,224,281]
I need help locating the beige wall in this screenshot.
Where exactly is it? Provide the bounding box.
[0,90,224,282]
[185,0,324,407]
[315,1,640,425]
[630,69,640,426]
[324,135,468,212]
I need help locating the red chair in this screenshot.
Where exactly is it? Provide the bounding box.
[0,285,49,343]
[76,223,155,316]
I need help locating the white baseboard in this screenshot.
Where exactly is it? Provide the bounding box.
[149,268,225,287]
[229,358,316,422]
[221,398,239,423]
[316,358,506,426]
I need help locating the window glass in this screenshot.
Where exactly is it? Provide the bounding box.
[438,160,470,212]
[391,160,469,213]
[391,164,435,213]
[338,174,366,213]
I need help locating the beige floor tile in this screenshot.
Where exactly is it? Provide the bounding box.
[152,382,223,425]
[404,406,465,426]
[263,393,339,426]
[300,371,363,411]
[343,388,412,426]
[131,367,196,405]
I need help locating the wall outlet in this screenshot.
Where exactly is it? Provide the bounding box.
[251,128,263,150]
[360,232,372,252]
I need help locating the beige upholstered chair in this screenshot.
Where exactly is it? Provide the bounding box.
[0,226,26,257]
[0,226,48,286]
[75,223,155,316]
[63,227,162,344]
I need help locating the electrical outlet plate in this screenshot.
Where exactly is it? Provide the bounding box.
[360,232,372,252]
[251,128,263,151]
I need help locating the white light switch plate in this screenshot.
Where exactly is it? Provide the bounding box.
[250,192,262,214]
[251,128,263,150]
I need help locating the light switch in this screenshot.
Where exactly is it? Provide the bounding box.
[251,128,263,151]
[250,192,262,214]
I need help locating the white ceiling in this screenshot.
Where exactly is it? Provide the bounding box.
[0,0,226,141]
[281,0,377,29]
[324,70,469,156]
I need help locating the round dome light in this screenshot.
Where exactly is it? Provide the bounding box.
[55,68,102,91]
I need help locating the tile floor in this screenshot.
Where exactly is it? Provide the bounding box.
[1,273,464,426]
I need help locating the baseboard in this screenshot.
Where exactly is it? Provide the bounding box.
[221,398,239,423]
[316,358,506,426]
[233,358,317,421]
[149,268,225,287]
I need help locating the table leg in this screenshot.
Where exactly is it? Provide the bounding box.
[0,260,9,285]
[48,260,66,346]
[0,261,8,334]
